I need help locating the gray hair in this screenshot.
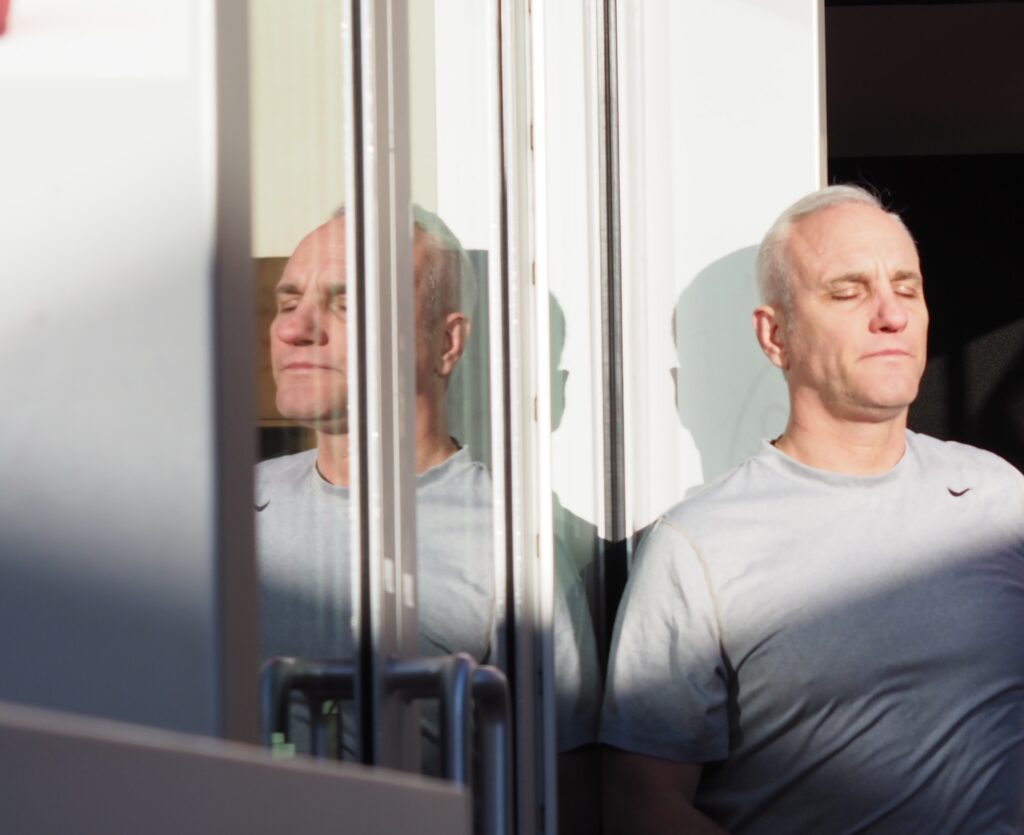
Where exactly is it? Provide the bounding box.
[329,204,478,324]
[755,184,908,310]
[412,203,478,325]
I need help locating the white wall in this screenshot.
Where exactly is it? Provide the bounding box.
[537,0,824,536]
[250,0,440,258]
[249,0,345,257]
[433,0,495,251]
[0,0,249,736]
[618,0,824,529]
[536,0,609,537]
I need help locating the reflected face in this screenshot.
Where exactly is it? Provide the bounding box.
[270,217,350,432]
[270,217,447,432]
[779,203,929,422]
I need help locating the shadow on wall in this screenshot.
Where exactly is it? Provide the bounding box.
[549,291,604,677]
[672,247,789,487]
[549,292,605,835]
[549,291,625,670]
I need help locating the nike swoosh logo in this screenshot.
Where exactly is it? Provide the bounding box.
[255,501,270,512]
[948,488,971,497]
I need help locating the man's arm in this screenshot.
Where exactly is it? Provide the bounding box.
[604,748,730,835]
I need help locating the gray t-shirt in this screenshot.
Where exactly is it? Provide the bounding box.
[257,446,496,766]
[257,445,597,757]
[258,446,496,663]
[601,431,1024,834]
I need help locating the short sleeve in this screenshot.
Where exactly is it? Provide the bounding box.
[599,517,729,764]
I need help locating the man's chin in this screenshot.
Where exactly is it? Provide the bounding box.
[275,400,348,434]
[847,390,919,422]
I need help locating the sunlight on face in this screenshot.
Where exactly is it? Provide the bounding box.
[269,217,350,432]
[779,203,929,423]
[269,217,455,433]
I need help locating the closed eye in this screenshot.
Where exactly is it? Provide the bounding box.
[892,270,923,298]
[829,285,864,301]
[325,284,347,313]
[274,280,304,313]
[825,274,868,300]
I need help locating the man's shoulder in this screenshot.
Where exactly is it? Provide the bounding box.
[909,431,1024,483]
[419,447,492,503]
[660,448,776,532]
[255,448,318,497]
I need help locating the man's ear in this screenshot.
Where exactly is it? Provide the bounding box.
[753,305,787,370]
[437,313,470,379]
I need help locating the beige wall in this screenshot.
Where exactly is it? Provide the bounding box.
[250,0,438,258]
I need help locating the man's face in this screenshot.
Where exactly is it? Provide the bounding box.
[270,217,449,432]
[270,217,350,432]
[774,202,929,423]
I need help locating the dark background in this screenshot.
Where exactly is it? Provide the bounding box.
[826,0,1024,471]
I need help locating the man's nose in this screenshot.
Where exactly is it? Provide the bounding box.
[871,286,909,333]
[274,301,328,346]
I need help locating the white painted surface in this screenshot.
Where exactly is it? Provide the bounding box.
[249,0,441,257]
[0,0,230,735]
[433,0,494,250]
[410,0,439,212]
[536,0,609,537]
[0,700,468,835]
[249,0,346,257]
[0,0,192,78]
[617,0,824,529]
[536,0,823,535]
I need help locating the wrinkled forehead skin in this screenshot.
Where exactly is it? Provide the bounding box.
[785,203,922,299]
[280,215,441,322]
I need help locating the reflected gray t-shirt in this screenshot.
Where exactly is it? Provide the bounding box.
[257,446,596,758]
[257,446,496,768]
[601,431,1024,834]
[258,446,496,666]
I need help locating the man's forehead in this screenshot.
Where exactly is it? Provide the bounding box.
[277,220,347,288]
[278,216,435,290]
[789,203,919,274]
[297,216,347,256]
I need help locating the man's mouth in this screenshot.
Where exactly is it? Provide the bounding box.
[281,361,337,371]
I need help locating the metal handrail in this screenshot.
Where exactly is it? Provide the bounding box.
[259,654,512,835]
[472,665,512,835]
[260,657,356,757]
[387,653,475,785]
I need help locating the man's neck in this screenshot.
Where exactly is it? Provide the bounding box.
[774,406,909,476]
[412,392,459,474]
[315,431,351,486]
[313,401,457,487]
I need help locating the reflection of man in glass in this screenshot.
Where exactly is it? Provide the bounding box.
[257,207,495,760]
[270,207,474,479]
[601,186,1024,833]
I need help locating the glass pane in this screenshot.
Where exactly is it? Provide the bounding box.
[550,294,604,835]
[537,4,605,832]
[249,0,361,762]
[406,0,499,777]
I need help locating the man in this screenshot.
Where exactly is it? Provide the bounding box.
[600,185,1024,833]
[257,207,495,761]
